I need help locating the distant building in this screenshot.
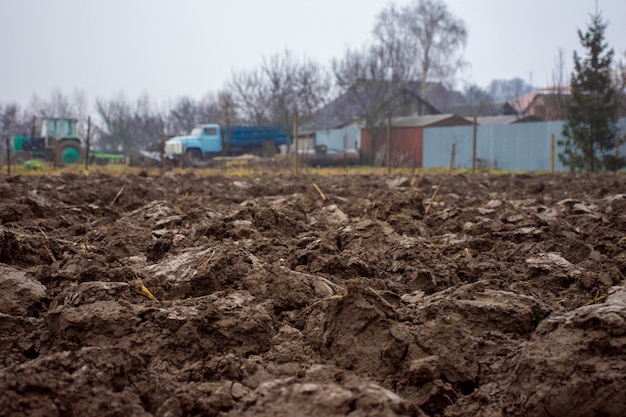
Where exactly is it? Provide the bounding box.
[301,80,443,133]
[501,87,571,121]
[502,86,626,121]
[361,114,472,167]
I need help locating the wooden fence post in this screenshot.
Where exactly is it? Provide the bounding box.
[449,143,456,172]
[293,111,299,175]
[471,116,477,173]
[386,116,391,175]
[5,136,10,177]
[550,134,555,173]
[84,116,91,171]
[160,139,166,176]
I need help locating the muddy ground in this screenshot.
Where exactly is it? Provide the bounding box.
[1,171,625,417]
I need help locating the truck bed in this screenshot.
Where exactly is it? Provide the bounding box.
[224,126,287,146]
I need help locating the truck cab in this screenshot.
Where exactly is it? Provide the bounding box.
[164,124,222,162]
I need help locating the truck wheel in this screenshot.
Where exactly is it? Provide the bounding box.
[57,141,82,166]
[184,148,202,168]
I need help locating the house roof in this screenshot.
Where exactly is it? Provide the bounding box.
[301,80,447,133]
[392,113,472,127]
[507,86,571,114]
[504,86,626,120]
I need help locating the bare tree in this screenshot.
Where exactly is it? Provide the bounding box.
[292,56,332,119]
[455,83,497,117]
[615,51,626,94]
[196,94,220,125]
[616,51,626,118]
[96,93,167,155]
[95,94,132,153]
[551,47,569,120]
[261,49,331,134]
[133,94,166,152]
[0,102,29,163]
[262,50,298,131]
[28,89,77,118]
[332,44,413,163]
[226,49,331,138]
[167,94,219,135]
[167,96,199,135]
[228,68,271,125]
[217,90,239,129]
[488,78,534,103]
[373,0,468,88]
[333,45,401,117]
[0,102,29,137]
[372,4,416,82]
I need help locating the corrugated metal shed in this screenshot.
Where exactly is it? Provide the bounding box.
[423,118,626,171]
[361,114,472,166]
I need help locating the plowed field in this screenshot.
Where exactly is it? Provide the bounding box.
[1,172,625,416]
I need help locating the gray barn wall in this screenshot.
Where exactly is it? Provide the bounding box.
[423,118,626,171]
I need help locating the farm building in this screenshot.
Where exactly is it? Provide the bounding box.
[360,114,472,167]
[298,80,459,165]
[301,80,445,134]
[502,87,626,121]
[502,87,571,121]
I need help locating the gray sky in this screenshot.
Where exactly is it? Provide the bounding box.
[1,0,625,110]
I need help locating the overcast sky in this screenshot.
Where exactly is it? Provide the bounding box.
[1,0,625,110]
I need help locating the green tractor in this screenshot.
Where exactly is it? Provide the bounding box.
[11,117,83,166]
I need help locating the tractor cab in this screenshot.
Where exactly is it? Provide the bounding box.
[40,117,82,164]
[41,117,80,146]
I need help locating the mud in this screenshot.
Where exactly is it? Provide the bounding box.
[1,171,625,416]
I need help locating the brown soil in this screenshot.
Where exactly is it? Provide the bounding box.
[1,171,626,417]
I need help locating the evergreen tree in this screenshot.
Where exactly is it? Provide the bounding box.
[559,11,623,172]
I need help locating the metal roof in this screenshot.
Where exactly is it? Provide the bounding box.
[470,115,532,125]
[391,113,464,127]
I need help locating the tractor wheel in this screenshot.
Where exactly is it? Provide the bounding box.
[57,141,82,166]
[184,148,202,168]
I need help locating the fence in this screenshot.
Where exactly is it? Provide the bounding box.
[423,118,626,172]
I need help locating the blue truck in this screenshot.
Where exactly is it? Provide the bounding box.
[164,124,289,165]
